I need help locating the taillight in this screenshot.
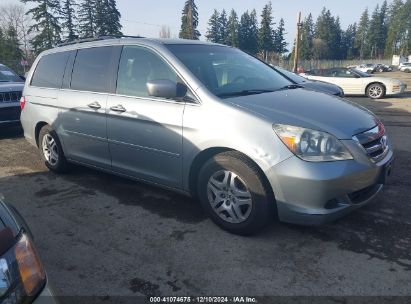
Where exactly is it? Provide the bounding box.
[20,96,26,110]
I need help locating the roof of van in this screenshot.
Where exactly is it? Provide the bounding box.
[39,37,227,56]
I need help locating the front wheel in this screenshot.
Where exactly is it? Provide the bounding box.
[38,125,69,173]
[197,151,274,235]
[366,83,385,99]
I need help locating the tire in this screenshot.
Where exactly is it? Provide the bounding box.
[197,151,274,235]
[38,125,69,173]
[366,83,385,99]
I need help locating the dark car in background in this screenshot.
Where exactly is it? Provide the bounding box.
[0,64,24,125]
[274,66,345,97]
[0,196,56,304]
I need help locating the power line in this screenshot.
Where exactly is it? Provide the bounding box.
[122,19,176,29]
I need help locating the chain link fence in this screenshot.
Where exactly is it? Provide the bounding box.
[272,58,393,71]
[1,56,394,76]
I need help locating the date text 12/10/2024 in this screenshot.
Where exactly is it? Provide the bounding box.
[149,297,258,303]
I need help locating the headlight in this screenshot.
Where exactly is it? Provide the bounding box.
[0,233,46,303]
[273,124,353,162]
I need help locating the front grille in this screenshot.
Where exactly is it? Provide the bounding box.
[0,91,22,103]
[354,122,389,163]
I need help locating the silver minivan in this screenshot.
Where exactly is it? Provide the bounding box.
[21,37,394,235]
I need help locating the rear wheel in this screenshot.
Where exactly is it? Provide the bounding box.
[38,125,69,173]
[366,83,385,99]
[197,151,274,235]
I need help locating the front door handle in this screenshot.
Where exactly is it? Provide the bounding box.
[110,104,126,113]
[87,101,101,109]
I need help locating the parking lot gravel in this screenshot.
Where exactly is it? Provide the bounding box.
[0,80,410,300]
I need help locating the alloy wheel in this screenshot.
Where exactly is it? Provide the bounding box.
[42,134,59,166]
[368,84,383,98]
[207,170,252,224]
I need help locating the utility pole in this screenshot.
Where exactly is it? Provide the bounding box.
[293,12,302,72]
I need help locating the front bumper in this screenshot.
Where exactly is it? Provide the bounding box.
[267,141,394,225]
[0,103,21,124]
[33,282,58,304]
[387,83,407,95]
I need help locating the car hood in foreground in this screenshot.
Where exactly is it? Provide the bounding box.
[226,88,377,139]
[0,82,24,92]
[366,76,404,85]
[300,80,343,95]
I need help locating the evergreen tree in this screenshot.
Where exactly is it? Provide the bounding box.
[258,2,275,60]
[95,0,110,36]
[0,29,4,59]
[379,0,389,57]
[406,0,411,54]
[179,0,201,40]
[219,9,228,45]
[273,18,288,55]
[3,26,24,60]
[61,0,77,41]
[227,9,239,47]
[313,7,341,59]
[21,0,62,53]
[78,0,97,38]
[206,9,220,43]
[368,5,384,58]
[331,17,343,59]
[248,9,259,55]
[355,8,369,59]
[238,10,258,55]
[343,23,358,59]
[106,0,122,36]
[299,13,314,60]
[384,0,404,56]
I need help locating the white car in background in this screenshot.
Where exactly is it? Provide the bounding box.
[301,67,407,99]
[355,64,376,74]
[399,62,411,72]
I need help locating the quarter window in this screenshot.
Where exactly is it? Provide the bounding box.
[31,52,70,88]
[116,46,178,98]
[71,47,114,93]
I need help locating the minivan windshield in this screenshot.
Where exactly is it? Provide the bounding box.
[166,44,292,98]
[0,65,22,83]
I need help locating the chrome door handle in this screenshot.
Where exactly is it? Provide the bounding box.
[87,101,101,109]
[110,105,126,113]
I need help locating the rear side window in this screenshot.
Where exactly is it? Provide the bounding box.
[71,47,114,93]
[31,52,70,88]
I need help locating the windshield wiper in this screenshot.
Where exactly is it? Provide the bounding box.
[217,89,275,97]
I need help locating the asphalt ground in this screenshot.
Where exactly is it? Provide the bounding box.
[0,72,410,302]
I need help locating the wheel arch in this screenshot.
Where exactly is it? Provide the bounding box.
[34,121,49,147]
[365,81,386,97]
[188,147,275,203]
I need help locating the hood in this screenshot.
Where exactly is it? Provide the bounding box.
[301,80,343,95]
[0,82,24,92]
[368,76,403,85]
[226,88,377,139]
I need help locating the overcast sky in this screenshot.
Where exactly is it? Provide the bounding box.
[4,0,390,47]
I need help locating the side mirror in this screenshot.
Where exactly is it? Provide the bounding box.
[19,75,26,81]
[146,79,187,99]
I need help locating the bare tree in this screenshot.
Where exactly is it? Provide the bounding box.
[159,25,171,38]
[0,4,35,60]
